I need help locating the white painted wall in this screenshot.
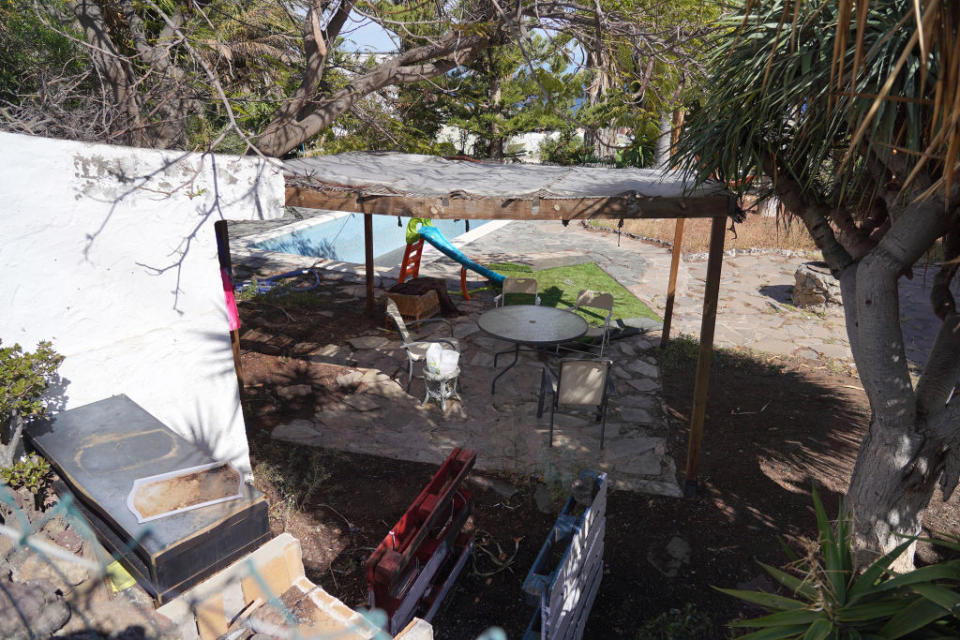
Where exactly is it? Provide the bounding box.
[0,132,285,474]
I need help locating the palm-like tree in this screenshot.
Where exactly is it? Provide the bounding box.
[677,0,959,569]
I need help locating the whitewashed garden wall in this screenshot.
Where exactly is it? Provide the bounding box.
[0,132,285,474]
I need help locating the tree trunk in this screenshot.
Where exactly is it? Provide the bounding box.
[846,423,938,571]
[842,197,956,569]
[782,173,959,569]
[654,111,671,169]
[0,411,24,470]
[489,71,503,160]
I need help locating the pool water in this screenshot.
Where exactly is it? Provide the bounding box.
[252,214,487,266]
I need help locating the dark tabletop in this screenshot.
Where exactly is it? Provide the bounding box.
[477,305,588,345]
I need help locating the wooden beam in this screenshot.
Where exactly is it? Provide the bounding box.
[285,186,729,220]
[660,218,685,346]
[683,214,727,497]
[364,211,375,315]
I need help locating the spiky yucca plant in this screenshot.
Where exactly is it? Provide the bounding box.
[719,489,960,639]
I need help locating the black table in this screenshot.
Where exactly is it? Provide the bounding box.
[477,305,588,393]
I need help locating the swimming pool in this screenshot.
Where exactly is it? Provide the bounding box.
[252,214,489,266]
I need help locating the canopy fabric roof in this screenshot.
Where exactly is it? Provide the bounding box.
[284,152,727,201]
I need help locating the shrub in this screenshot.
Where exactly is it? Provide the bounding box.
[0,339,62,479]
[1,453,51,495]
[720,489,960,639]
[636,603,715,640]
[0,339,63,428]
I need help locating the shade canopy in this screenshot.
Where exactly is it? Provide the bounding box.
[281,151,734,495]
[284,152,731,220]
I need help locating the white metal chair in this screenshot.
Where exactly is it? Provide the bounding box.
[572,290,614,357]
[537,359,613,449]
[385,298,460,391]
[494,277,541,307]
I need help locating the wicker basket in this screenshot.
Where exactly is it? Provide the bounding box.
[385,289,441,323]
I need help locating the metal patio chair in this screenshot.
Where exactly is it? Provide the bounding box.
[572,290,614,357]
[494,277,541,307]
[537,358,613,449]
[385,298,460,391]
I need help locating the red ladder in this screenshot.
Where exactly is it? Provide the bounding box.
[398,239,424,283]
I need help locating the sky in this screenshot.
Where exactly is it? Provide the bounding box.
[336,14,587,73]
[338,14,398,53]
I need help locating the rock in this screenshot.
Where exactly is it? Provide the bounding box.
[617,341,637,357]
[534,484,555,514]
[453,323,479,339]
[625,359,659,378]
[347,335,390,350]
[467,475,518,498]
[469,352,495,368]
[308,344,341,358]
[12,550,89,592]
[55,596,178,640]
[54,528,85,555]
[618,393,658,410]
[619,316,663,332]
[792,261,842,308]
[667,536,692,562]
[334,370,364,388]
[647,536,692,577]
[603,435,664,460]
[271,419,319,444]
[625,378,659,393]
[0,579,71,639]
[618,407,653,424]
[276,384,313,401]
[341,394,381,412]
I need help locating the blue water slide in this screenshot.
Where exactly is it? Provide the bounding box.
[418,225,505,284]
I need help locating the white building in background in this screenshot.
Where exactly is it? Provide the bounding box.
[436,126,568,163]
[436,125,635,164]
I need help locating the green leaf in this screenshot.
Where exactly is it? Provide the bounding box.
[715,587,806,611]
[730,608,822,628]
[879,598,951,639]
[733,625,808,640]
[812,487,849,604]
[847,540,913,603]
[911,583,960,617]
[760,562,818,601]
[835,599,912,623]
[874,562,960,594]
[800,618,833,640]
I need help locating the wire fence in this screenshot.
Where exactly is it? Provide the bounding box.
[0,482,507,640]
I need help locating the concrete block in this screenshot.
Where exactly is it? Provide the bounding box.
[396,617,435,639]
[196,594,227,640]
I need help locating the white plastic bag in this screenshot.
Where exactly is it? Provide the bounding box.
[425,343,459,375]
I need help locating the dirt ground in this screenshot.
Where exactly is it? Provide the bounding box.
[237,278,959,640]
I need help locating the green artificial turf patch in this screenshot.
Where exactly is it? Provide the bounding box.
[485,261,660,325]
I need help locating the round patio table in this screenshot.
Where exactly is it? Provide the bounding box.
[477,305,588,394]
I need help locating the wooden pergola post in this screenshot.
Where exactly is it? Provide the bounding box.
[660,218,685,345]
[683,207,729,497]
[364,209,375,315]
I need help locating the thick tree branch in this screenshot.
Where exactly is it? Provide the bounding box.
[255,32,489,156]
[931,227,959,319]
[856,197,951,426]
[69,0,140,128]
[768,162,854,273]
[916,312,960,417]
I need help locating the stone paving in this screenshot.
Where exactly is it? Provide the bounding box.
[230,215,950,496]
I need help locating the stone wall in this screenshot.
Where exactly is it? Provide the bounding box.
[0,132,284,473]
